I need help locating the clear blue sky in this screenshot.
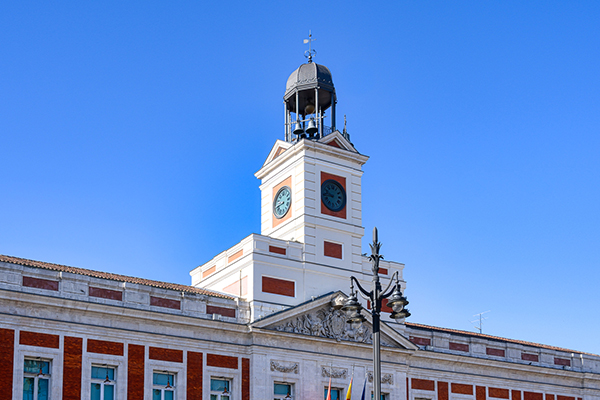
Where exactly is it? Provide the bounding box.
[1,2,599,354]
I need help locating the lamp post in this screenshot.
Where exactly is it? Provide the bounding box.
[342,228,410,400]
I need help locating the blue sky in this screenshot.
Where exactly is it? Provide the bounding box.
[1,2,599,354]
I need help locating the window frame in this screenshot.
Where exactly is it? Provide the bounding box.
[323,387,343,400]
[152,371,176,400]
[210,377,233,400]
[273,381,294,400]
[90,365,116,400]
[23,358,51,400]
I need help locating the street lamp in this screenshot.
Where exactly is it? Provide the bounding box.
[342,227,410,400]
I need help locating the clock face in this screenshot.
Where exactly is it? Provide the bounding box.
[273,186,292,219]
[321,179,346,212]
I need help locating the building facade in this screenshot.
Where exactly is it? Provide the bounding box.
[1,56,599,400]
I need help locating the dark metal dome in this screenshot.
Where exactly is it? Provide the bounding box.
[284,63,336,114]
[285,63,335,95]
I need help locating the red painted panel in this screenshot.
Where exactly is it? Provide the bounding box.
[228,249,243,263]
[269,245,287,255]
[206,305,236,318]
[89,286,123,301]
[449,342,469,352]
[150,296,181,310]
[379,267,388,275]
[63,336,83,400]
[557,396,575,400]
[477,386,486,400]
[324,241,343,259]
[23,276,58,291]
[242,358,250,400]
[19,331,59,349]
[524,392,543,400]
[410,336,431,346]
[203,266,216,278]
[486,347,505,357]
[546,394,555,400]
[127,344,145,400]
[207,353,238,369]
[521,353,539,362]
[513,391,522,400]
[262,276,295,297]
[438,381,449,400]
[87,339,124,356]
[187,352,203,400]
[412,378,435,391]
[489,388,510,399]
[451,383,473,395]
[0,329,15,400]
[149,347,183,363]
[554,357,571,366]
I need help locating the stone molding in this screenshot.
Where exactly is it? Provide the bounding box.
[270,360,299,374]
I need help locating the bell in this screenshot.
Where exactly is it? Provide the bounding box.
[305,118,318,135]
[293,121,304,136]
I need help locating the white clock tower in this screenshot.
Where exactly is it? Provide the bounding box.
[191,55,405,321]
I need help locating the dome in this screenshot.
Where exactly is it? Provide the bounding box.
[284,63,335,99]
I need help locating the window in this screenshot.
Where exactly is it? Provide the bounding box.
[153,372,175,400]
[274,383,293,400]
[324,388,341,400]
[371,394,389,400]
[91,366,115,400]
[211,378,231,400]
[23,359,50,400]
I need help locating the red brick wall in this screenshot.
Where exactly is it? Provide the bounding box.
[242,357,250,400]
[557,396,575,400]
[525,392,543,400]
[477,386,486,400]
[449,342,469,352]
[489,388,510,399]
[89,286,123,301]
[452,383,473,395]
[513,390,522,400]
[63,336,83,400]
[379,267,388,275]
[269,245,287,255]
[206,305,236,318]
[207,353,238,369]
[320,171,347,219]
[0,329,14,400]
[23,276,58,291]
[438,381,449,400]
[150,296,181,310]
[149,347,183,363]
[87,339,124,356]
[262,276,295,297]
[521,353,539,362]
[127,344,145,400]
[410,336,431,346]
[547,394,555,400]
[412,378,435,391]
[19,331,59,348]
[486,347,505,357]
[187,352,203,400]
[324,241,343,259]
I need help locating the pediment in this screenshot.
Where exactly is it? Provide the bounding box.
[252,292,418,350]
[263,140,293,166]
[317,130,358,153]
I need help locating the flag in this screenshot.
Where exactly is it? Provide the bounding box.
[326,375,332,400]
[345,374,353,400]
[360,375,367,400]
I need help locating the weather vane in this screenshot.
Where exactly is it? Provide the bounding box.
[303,30,316,62]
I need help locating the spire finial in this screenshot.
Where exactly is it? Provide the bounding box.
[303,30,317,63]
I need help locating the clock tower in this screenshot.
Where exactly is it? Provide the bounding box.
[191,53,405,321]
